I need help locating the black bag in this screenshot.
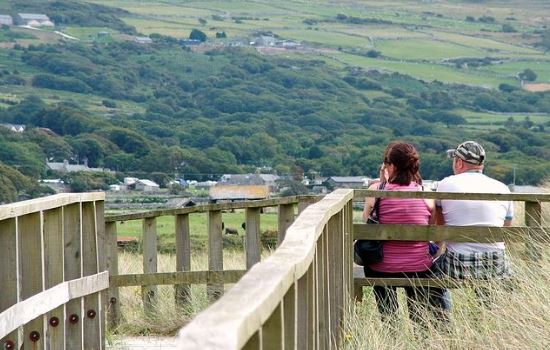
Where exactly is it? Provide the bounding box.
[354,182,385,266]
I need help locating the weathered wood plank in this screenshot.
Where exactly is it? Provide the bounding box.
[242,331,260,350]
[110,270,246,287]
[283,283,296,350]
[0,218,18,350]
[354,189,550,202]
[207,210,223,301]
[246,207,261,269]
[277,204,295,245]
[262,303,283,350]
[43,208,65,349]
[142,217,158,314]
[0,272,109,339]
[175,214,191,307]
[95,200,106,350]
[64,203,83,350]
[327,212,343,348]
[105,221,120,329]
[353,223,539,241]
[0,192,104,221]
[82,202,101,350]
[19,212,45,350]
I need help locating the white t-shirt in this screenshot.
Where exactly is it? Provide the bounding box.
[436,171,513,254]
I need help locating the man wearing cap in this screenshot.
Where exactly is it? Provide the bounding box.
[435,141,513,281]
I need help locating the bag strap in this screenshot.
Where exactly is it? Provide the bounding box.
[370,181,386,219]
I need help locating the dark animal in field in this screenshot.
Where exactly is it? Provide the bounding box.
[241,222,246,230]
[225,227,238,235]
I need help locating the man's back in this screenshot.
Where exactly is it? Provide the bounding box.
[437,171,513,254]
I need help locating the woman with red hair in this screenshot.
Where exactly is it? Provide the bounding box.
[362,141,449,325]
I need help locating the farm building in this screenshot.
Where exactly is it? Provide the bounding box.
[46,159,110,173]
[0,15,13,26]
[135,179,160,192]
[0,123,25,132]
[325,176,370,189]
[17,13,54,27]
[254,35,276,46]
[134,36,153,44]
[209,184,269,201]
[219,173,280,192]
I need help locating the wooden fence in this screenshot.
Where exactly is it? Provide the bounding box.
[103,195,320,327]
[176,189,354,349]
[2,189,548,349]
[0,193,108,350]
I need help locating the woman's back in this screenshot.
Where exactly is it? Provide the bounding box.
[369,182,432,273]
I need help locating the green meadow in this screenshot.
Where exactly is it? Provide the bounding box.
[84,0,550,92]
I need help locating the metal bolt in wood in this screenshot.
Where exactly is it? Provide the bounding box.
[69,314,79,324]
[49,316,60,327]
[29,331,40,342]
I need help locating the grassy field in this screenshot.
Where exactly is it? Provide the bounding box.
[82,0,550,92]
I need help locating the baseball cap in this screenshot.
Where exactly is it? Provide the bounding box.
[446,141,485,165]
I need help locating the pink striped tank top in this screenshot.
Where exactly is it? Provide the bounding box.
[369,182,433,273]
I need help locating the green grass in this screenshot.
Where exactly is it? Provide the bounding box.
[374,38,489,61]
[112,209,279,250]
[330,51,513,88]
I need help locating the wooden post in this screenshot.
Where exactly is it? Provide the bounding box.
[0,218,18,350]
[308,262,317,350]
[277,204,295,245]
[207,210,223,301]
[246,207,261,270]
[283,283,296,350]
[19,212,45,350]
[262,303,283,349]
[95,200,107,350]
[346,201,357,303]
[328,211,343,347]
[525,201,543,261]
[64,203,83,349]
[296,268,309,350]
[105,221,120,329]
[142,217,158,314]
[317,231,327,350]
[175,214,191,307]
[43,208,65,349]
[82,202,101,349]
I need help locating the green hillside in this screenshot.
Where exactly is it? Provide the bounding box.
[0,0,549,202]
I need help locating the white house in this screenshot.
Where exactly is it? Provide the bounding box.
[0,123,25,132]
[17,13,54,27]
[0,15,13,26]
[46,159,109,173]
[135,179,160,192]
[134,36,153,44]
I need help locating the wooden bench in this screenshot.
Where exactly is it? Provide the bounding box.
[352,189,550,301]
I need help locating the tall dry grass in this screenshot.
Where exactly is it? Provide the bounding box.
[342,195,550,350]
[109,249,274,337]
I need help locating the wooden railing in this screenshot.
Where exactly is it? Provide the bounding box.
[0,193,107,350]
[176,189,354,349]
[103,195,320,327]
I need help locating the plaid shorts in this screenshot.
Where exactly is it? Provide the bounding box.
[436,250,511,279]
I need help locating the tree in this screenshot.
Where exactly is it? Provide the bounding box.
[519,68,537,82]
[189,29,207,42]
